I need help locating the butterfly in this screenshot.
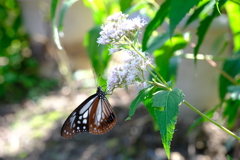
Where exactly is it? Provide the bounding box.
[61,87,117,139]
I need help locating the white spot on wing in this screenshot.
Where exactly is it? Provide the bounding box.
[69,114,76,129]
[83,111,88,118]
[83,119,87,124]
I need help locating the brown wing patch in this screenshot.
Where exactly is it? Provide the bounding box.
[89,97,117,134]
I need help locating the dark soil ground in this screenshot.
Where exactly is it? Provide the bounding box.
[0,87,239,160]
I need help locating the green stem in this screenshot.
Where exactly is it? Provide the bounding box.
[146,68,162,83]
[184,100,240,140]
[147,80,171,91]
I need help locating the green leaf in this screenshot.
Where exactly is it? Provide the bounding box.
[58,0,78,31]
[142,0,170,51]
[228,85,240,100]
[51,0,59,21]
[223,99,240,129]
[169,56,181,87]
[126,86,154,120]
[225,1,240,52]
[125,2,147,15]
[83,26,111,86]
[184,1,210,29]
[152,88,184,159]
[215,0,222,14]
[153,35,188,81]
[83,0,119,25]
[227,155,234,160]
[194,0,226,61]
[143,87,160,130]
[119,0,132,12]
[147,32,170,54]
[169,0,201,36]
[219,52,240,100]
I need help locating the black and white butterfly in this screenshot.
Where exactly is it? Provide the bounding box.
[61,87,117,139]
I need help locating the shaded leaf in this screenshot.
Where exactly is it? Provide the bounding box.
[169,0,201,36]
[147,32,170,54]
[169,56,181,87]
[219,52,240,100]
[58,0,78,31]
[126,86,154,120]
[142,0,170,51]
[51,0,59,21]
[227,155,234,160]
[228,85,240,100]
[184,1,210,29]
[83,26,110,86]
[225,1,240,52]
[223,99,240,129]
[153,88,184,159]
[120,0,132,12]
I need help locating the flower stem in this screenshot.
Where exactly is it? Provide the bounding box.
[184,100,240,140]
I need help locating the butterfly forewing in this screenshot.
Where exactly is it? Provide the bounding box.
[61,87,117,139]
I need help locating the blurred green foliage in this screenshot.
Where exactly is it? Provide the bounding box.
[0,0,57,103]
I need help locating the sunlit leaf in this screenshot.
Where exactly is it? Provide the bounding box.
[225,1,240,52]
[215,0,222,14]
[153,88,184,159]
[194,0,226,61]
[169,0,201,36]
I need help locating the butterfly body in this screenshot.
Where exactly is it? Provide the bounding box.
[61,87,117,139]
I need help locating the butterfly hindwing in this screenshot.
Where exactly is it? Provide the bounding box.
[89,96,117,134]
[61,87,117,139]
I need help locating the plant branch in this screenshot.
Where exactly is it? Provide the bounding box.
[205,58,240,85]
[184,100,240,140]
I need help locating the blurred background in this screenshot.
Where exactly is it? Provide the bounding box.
[0,0,239,160]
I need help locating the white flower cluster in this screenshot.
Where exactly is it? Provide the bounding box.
[97,12,150,92]
[97,12,147,46]
[107,49,150,91]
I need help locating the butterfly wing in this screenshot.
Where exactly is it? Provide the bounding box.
[61,93,98,139]
[88,95,117,134]
[61,88,117,138]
